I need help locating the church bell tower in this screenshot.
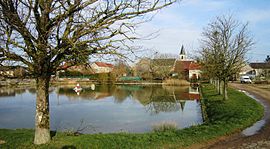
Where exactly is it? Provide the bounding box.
[179,45,186,61]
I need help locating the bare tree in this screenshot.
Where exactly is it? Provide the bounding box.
[199,15,253,100]
[151,52,176,80]
[111,59,131,78]
[0,0,176,144]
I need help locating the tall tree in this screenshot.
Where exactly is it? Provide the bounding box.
[0,0,176,144]
[199,15,253,100]
[151,52,177,80]
[112,59,131,78]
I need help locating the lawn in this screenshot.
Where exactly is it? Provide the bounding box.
[0,84,264,148]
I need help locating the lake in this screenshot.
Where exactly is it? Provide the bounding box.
[0,84,203,134]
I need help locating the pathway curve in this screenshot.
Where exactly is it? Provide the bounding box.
[202,83,270,149]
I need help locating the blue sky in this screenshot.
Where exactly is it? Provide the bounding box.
[136,0,270,62]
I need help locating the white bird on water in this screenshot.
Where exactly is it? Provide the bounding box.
[74,83,82,95]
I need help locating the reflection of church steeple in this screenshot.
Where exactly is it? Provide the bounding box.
[179,45,186,61]
[179,100,186,111]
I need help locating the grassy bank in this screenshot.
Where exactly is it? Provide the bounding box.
[0,84,263,148]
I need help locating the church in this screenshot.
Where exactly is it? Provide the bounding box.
[171,45,201,81]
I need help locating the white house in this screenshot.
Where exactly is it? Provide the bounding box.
[90,62,114,74]
[249,62,270,77]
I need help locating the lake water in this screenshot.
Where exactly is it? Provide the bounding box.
[0,84,203,134]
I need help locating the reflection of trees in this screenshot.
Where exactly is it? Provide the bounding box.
[28,87,54,94]
[28,88,36,94]
[0,88,15,97]
[132,86,188,115]
[132,86,153,105]
[0,87,27,97]
[0,85,193,114]
[146,87,181,114]
[112,85,145,103]
[162,85,189,93]
[14,88,26,94]
[57,85,118,100]
[57,87,112,100]
[55,84,192,114]
[162,85,189,100]
[112,86,130,103]
[145,96,181,115]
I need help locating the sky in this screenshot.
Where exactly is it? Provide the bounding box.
[136,0,270,62]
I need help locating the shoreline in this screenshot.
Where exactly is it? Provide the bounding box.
[0,78,192,88]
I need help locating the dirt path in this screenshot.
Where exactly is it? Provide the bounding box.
[202,83,270,149]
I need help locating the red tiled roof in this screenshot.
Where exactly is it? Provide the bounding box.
[94,62,114,68]
[174,61,192,72]
[189,62,201,70]
[58,62,70,70]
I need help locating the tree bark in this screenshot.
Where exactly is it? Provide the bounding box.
[215,79,221,95]
[34,76,51,144]
[220,80,223,95]
[223,80,228,100]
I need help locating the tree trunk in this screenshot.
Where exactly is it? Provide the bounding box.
[223,80,228,100]
[210,78,213,84]
[215,79,221,95]
[220,80,223,95]
[34,76,51,144]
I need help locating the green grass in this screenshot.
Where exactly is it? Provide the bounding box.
[0,84,264,148]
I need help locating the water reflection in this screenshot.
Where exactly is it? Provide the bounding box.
[57,85,200,113]
[0,88,28,97]
[0,84,202,134]
[0,87,56,97]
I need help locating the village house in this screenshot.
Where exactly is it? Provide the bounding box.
[59,61,114,74]
[249,62,270,78]
[239,64,254,76]
[238,59,270,80]
[56,61,115,80]
[171,45,201,80]
[133,45,202,81]
[90,62,114,74]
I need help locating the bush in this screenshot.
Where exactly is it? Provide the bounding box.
[162,79,190,86]
[59,70,83,77]
[152,121,178,132]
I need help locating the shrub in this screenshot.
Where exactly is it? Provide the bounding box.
[162,79,190,86]
[152,121,178,132]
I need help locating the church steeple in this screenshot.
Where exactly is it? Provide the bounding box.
[179,45,186,61]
